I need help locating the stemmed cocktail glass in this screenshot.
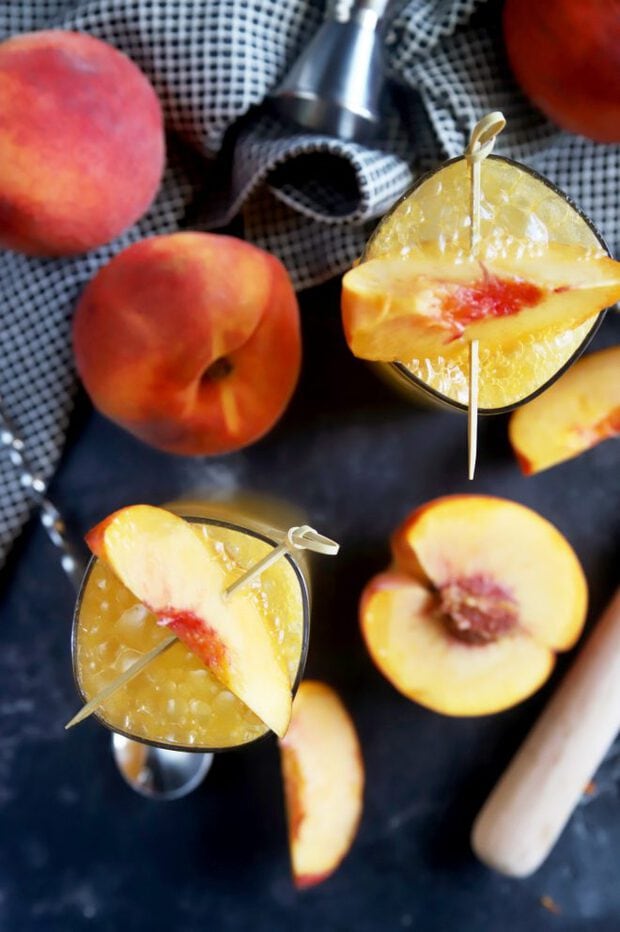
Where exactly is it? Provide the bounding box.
[69,499,312,799]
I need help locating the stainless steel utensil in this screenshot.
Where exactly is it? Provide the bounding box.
[0,405,214,799]
[112,733,213,801]
[0,402,86,589]
[271,0,394,141]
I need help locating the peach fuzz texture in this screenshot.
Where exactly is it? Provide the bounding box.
[503,0,620,144]
[72,232,302,455]
[0,30,165,255]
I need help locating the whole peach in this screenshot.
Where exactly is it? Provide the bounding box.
[0,30,165,255]
[72,233,302,455]
[503,0,620,143]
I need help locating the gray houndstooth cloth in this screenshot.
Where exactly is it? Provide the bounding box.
[0,0,619,568]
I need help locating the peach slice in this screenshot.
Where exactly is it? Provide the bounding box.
[342,243,620,362]
[86,505,292,737]
[361,496,587,716]
[279,681,364,888]
[509,345,620,474]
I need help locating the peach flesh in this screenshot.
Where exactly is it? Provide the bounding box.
[587,408,620,443]
[85,505,294,737]
[392,494,587,652]
[360,571,556,717]
[342,245,620,365]
[89,518,231,670]
[509,346,620,474]
[441,275,543,335]
[361,496,588,716]
[279,681,364,888]
[281,745,305,844]
[515,407,620,475]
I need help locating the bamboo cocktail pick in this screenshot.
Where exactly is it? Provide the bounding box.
[65,524,339,730]
[467,338,480,480]
[464,111,506,480]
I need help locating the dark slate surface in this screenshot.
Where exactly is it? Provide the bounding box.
[0,280,618,932]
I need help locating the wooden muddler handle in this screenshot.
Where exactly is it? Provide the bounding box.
[472,587,620,877]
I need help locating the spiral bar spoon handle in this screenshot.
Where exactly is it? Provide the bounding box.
[0,403,86,590]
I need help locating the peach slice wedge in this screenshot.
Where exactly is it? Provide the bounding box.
[360,496,587,716]
[86,504,292,737]
[279,681,364,888]
[509,345,620,474]
[342,243,620,361]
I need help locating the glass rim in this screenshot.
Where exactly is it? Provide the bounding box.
[71,513,311,754]
[364,153,610,416]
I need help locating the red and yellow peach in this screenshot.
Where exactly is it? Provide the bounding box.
[73,232,301,455]
[0,30,164,255]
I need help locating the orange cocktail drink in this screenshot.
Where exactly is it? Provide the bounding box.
[73,502,310,751]
[344,153,618,413]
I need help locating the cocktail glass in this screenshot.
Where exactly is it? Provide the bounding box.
[70,497,311,799]
[363,154,610,414]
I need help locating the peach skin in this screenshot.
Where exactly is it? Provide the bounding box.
[72,232,301,455]
[504,0,620,144]
[0,30,164,255]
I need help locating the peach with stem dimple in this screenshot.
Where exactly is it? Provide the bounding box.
[73,233,301,456]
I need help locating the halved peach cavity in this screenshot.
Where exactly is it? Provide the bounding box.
[360,495,588,716]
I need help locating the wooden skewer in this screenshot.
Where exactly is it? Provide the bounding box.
[225,524,338,597]
[465,112,506,255]
[65,524,339,730]
[468,339,479,481]
[65,635,178,730]
[463,112,506,480]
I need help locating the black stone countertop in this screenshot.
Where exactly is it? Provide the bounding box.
[0,280,618,932]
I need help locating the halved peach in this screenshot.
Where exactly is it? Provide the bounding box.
[509,345,620,474]
[361,496,587,716]
[342,243,620,362]
[86,505,292,737]
[279,681,364,888]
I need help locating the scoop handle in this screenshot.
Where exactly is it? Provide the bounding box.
[472,587,620,877]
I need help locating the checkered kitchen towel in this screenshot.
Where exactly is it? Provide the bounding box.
[0,0,619,567]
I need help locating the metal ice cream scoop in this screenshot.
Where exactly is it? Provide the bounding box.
[271,0,395,141]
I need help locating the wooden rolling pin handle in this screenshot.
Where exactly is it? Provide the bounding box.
[472,587,620,877]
